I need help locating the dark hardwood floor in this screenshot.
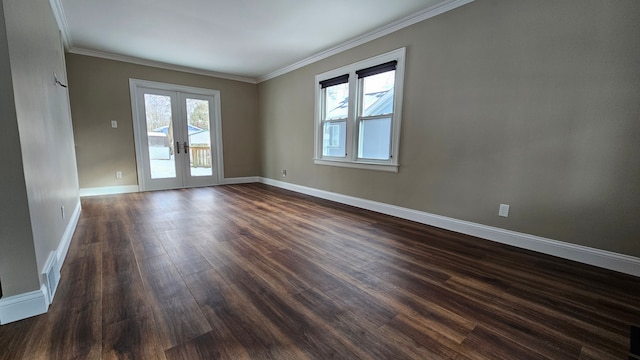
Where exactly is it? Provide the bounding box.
[1,183,638,359]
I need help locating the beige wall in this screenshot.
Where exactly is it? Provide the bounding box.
[0,1,39,297]
[1,0,80,296]
[258,0,640,257]
[66,54,259,188]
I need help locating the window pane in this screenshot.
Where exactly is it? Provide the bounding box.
[144,94,176,179]
[322,121,346,157]
[186,98,213,177]
[358,117,391,160]
[361,70,395,117]
[324,83,349,120]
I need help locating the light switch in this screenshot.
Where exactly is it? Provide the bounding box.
[111,120,118,128]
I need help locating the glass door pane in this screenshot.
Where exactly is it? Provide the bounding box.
[185,98,212,177]
[144,93,177,179]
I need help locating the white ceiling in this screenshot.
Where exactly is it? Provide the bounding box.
[55,0,470,82]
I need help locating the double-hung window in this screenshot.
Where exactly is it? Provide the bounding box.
[314,48,405,172]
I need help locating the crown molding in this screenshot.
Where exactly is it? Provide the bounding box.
[47,0,254,83]
[67,47,258,84]
[48,0,72,48]
[257,0,474,83]
[51,0,472,85]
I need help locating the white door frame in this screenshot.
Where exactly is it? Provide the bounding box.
[129,78,225,191]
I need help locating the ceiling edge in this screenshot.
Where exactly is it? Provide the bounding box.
[67,47,258,84]
[49,0,72,48]
[256,0,475,83]
[52,0,473,85]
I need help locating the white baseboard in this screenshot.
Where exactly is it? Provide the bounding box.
[222,176,260,185]
[80,180,261,195]
[56,200,81,274]
[0,285,48,325]
[0,200,82,324]
[79,185,140,197]
[259,177,640,277]
[41,252,59,306]
[44,199,81,304]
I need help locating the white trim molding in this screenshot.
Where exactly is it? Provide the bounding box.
[56,200,81,277]
[313,159,399,173]
[53,0,471,84]
[259,177,640,277]
[0,199,82,324]
[258,0,474,82]
[79,180,262,196]
[41,252,60,305]
[48,0,72,48]
[0,285,48,325]
[223,177,260,185]
[68,47,257,84]
[79,185,140,197]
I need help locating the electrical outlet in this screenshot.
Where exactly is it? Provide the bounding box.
[116,171,122,179]
[111,120,118,128]
[498,204,510,217]
[282,169,287,177]
[61,206,65,220]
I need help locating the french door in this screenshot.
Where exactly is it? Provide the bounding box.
[130,79,224,191]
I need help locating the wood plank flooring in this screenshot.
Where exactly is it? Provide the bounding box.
[1,183,638,359]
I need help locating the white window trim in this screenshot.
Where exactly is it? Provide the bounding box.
[313,47,405,173]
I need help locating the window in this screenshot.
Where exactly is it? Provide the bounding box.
[314,48,405,172]
[320,75,349,157]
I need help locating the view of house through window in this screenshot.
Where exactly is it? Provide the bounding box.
[144,94,176,179]
[143,95,213,179]
[314,48,405,172]
[186,98,213,177]
[131,79,223,192]
[322,81,349,157]
[358,69,395,160]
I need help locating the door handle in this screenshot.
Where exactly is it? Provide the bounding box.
[176,141,181,154]
[184,141,189,153]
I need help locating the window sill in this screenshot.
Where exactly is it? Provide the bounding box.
[313,159,399,173]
